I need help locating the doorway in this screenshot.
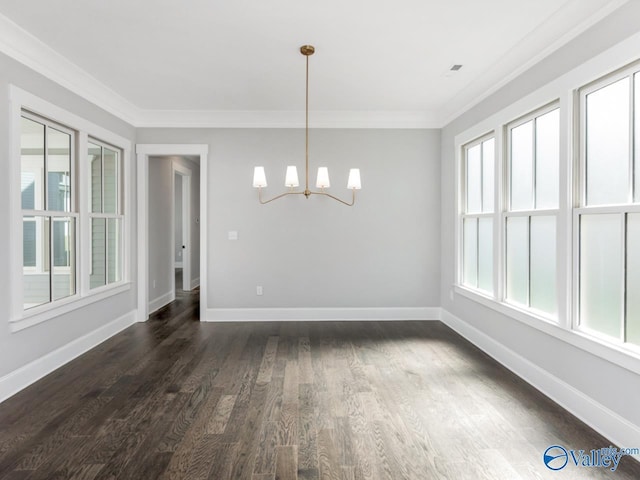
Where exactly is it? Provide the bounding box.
[136,144,209,321]
[173,163,191,295]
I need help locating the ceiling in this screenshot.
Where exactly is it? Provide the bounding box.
[0,0,628,127]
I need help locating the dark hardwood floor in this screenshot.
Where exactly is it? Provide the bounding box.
[1,288,639,479]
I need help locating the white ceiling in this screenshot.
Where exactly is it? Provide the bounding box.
[0,0,628,127]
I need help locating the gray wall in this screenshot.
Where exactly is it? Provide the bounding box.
[0,51,137,378]
[440,1,640,430]
[137,128,440,311]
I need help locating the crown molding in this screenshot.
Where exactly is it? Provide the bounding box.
[0,12,142,125]
[0,12,437,129]
[135,109,439,129]
[1,0,628,130]
[437,0,629,127]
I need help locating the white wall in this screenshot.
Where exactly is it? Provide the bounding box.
[137,128,440,318]
[0,51,137,397]
[440,1,640,446]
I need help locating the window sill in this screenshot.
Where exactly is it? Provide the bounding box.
[453,285,640,376]
[10,282,132,333]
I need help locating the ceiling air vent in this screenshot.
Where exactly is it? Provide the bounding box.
[444,64,463,77]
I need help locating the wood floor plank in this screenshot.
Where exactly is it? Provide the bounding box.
[275,445,297,480]
[206,395,238,434]
[2,290,640,480]
[297,384,318,472]
[253,421,278,475]
[256,336,280,384]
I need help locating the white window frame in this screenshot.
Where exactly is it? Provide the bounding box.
[452,31,640,375]
[459,132,497,295]
[87,138,124,290]
[21,111,77,279]
[503,102,560,320]
[9,86,132,332]
[574,62,640,346]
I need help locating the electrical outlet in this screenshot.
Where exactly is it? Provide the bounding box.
[256,285,263,296]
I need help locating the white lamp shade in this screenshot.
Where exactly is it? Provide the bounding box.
[347,168,361,190]
[253,166,267,188]
[316,167,330,188]
[285,166,299,187]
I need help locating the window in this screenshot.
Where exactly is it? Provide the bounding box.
[578,67,640,346]
[11,87,130,327]
[21,112,76,310]
[88,140,123,289]
[461,135,494,293]
[505,106,559,317]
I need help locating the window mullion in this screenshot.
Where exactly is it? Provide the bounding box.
[480,146,484,213]
[495,127,505,301]
[629,76,634,204]
[101,146,105,214]
[622,213,628,342]
[105,218,109,285]
[532,118,537,209]
[527,215,532,308]
[47,216,53,303]
[78,132,90,294]
[630,76,636,203]
[43,126,48,211]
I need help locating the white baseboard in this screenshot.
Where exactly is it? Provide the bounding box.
[190,277,200,290]
[149,290,175,314]
[174,262,183,268]
[205,307,440,322]
[0,310,136,404]
[440,309,640,458]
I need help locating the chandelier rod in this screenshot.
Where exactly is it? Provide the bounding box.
[305,50,310,195]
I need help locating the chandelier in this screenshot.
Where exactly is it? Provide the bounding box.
[252,45,361,206]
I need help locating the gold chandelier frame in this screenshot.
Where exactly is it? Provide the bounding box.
[252,45,361,206]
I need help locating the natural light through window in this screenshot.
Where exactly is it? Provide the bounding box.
[462,136,494,294]
[578,68,640,346]
[88,141,123,289]
[505,106,559,318]
[21,113,76,310]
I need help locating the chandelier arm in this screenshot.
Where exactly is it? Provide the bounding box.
[310,189,356,206]
[258,188,305,205]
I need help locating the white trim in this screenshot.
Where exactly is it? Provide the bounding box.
[205,307,439,322]
[452,30,640,375]
[9,86,132,329]
[0,310,136,404]
[2,3,628,130]
[136,144,208,322]
[0,13,140,125]
[440,309,640,459]
[438,0,630,126]
[9,86,130,148]
[148,290,175,315]
[174,262,184,268]
[11,283,132,332]
[0,18,434,129]
[191,276,200,290]
[454,285,640,375]
[134,109,438,129]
